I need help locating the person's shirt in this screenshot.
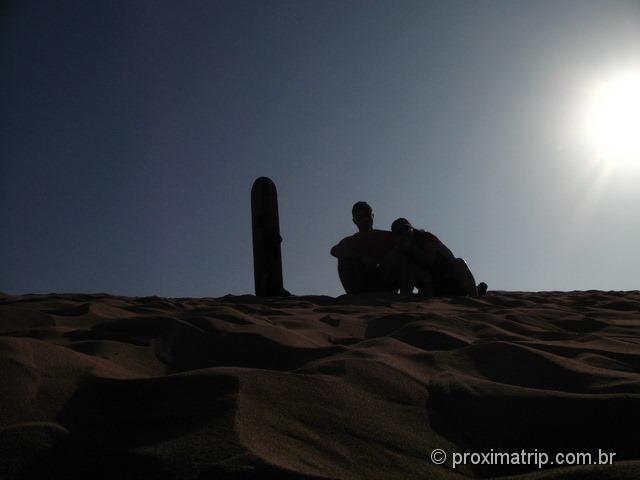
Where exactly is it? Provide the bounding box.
[331,229,397,261]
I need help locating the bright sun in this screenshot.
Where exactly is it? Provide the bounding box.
[582,70,640,164]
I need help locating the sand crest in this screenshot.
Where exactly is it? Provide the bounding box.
[1,290,640,479]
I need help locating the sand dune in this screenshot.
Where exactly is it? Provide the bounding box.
[1,290,640,479]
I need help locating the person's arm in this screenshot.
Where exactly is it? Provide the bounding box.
[393,230,430,265]
[407,241,436,266]
[330,238,379,270]
[330,238,355,259]
[418,231,455,263]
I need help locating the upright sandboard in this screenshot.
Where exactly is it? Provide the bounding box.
[251,177,290,296]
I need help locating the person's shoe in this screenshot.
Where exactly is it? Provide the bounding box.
[477,282,488,297]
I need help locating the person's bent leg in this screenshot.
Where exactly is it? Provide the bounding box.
[380,250,419,294]
[452,258,478,297]
[337,257,368,294]
[379,251,403,293]
[386,251,415,294]
[412,266,434,297]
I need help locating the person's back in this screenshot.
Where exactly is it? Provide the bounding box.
[412,229,456,285]
[391,218,484,297]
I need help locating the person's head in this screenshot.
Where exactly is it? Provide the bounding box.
[391,218,414,239]
[352,201,374,232]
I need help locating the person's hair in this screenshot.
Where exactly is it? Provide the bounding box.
[352,201,372,217]
[391,217,412,234]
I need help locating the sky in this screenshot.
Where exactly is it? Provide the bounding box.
[2,0,640,297]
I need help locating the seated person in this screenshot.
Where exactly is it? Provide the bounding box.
[330,202,399,294]
[390,218,486,297]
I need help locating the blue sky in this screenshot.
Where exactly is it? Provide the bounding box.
[2,0,640,297]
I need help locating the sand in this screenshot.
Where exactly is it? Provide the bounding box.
[1,290,640,479]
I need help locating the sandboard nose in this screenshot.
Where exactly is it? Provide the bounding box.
[251,176,276,193]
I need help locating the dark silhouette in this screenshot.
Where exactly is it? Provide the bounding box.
[251,177,290,296]
[330,204,486,297]
[390,217,486,297]
[330,202,398,294]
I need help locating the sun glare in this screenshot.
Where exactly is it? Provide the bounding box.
[582,70,640,164]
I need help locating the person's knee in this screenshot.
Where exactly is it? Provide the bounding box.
[452,258,478,296]
[453,257,467,268]
[338,257,359,269]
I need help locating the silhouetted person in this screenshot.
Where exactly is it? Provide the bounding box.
[390,218,486,297]
[330,202,398,294]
